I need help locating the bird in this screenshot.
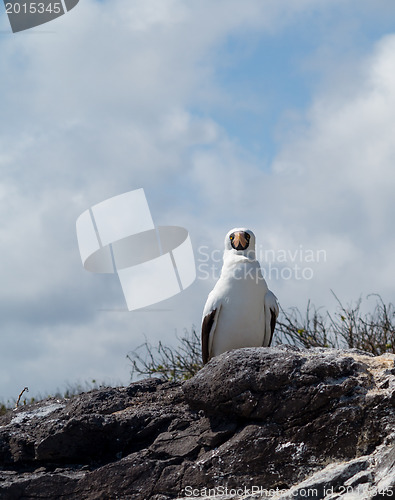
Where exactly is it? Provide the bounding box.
[201,227,279,364]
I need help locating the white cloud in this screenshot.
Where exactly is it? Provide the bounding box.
[265,35,395,303]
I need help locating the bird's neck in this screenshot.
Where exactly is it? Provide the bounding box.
[220,255,262,281]
[222,253,257,269]
[223,247,256,260]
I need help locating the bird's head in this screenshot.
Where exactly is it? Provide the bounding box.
[224,228,256,260]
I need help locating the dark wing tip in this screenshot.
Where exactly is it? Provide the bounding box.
[201,309,217,364]
[268,308,277,347]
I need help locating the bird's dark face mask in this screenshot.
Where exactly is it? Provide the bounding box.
[229,231,250,251]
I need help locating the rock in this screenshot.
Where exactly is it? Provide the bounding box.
[183,346,366,421]
[1,346,395,499]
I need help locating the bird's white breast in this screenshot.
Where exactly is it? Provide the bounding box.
[207,258,269,357]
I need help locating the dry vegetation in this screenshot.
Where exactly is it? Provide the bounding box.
[278,293,395,355]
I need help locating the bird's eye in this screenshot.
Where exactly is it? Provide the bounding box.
[246,233,250,240]
[230,234,234,240]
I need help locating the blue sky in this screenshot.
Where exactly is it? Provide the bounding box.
[1,0,395,402]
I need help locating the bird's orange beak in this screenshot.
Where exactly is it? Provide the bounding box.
[233,231,249,250]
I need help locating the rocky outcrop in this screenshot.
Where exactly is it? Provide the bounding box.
[1,345,395,499]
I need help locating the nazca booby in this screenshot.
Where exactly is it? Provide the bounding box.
[201,228,279,364]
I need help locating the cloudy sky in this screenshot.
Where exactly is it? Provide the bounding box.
[1,0,395,403]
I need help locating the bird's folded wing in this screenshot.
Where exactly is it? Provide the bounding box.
[264,291,279,346]
[201,305,221,364]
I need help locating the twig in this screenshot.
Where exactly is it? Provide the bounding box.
[15,387,29,408]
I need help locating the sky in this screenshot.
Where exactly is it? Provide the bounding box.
[1,0,395,402]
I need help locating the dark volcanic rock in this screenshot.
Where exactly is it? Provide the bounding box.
[1,346,395,499]
[182,346,364,422]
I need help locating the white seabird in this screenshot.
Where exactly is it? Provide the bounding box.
[201,228,279,364]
